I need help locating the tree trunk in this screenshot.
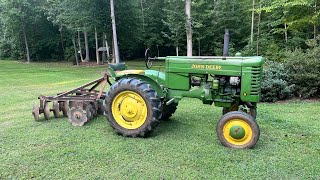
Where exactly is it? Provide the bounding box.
[72,35,79,66]
[84,31,90,62]
[314,3,317,39]
[95,27,100,64]
[23,26,30,63]
[59,26,65,60]
[256,4,261,56]
[104,33,110,63]
[185,0,192,57]
[112,37,115,63]
[140,0,145,33]
[77,31,84,62]
[198,39,201,56]
[110,0,120,63]
[176,46,179,56]
[284,23,288,43]
[250,0,255,45]
[314,25,317,39]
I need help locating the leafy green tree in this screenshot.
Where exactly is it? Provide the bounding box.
[0,0,35,62]
[162,0,185,56]
[141,0,166,48]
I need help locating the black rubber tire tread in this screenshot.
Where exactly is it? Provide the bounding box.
[216,111,260,149]
[160,102,178,121]
[104,78,161,137]
[222,105,257,119]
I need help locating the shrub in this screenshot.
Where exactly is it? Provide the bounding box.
[261,61,294,102]
[285,46,320,98]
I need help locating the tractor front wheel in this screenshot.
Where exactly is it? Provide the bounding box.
[216,111,260,149]
[104,78,161,137]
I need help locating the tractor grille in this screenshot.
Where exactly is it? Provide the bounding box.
[250,66,262,95]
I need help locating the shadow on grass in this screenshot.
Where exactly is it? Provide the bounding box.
[151,118,184,137]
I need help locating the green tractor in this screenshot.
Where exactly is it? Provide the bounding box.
[33,31,264,149]
[104,50,264,149]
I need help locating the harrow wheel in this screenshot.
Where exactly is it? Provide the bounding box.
[68,107,88,126]
[32,102,40,121]
[217,111,260,149]
[53,101,60,118]
[104,78,161,137]
[43,101,51,120]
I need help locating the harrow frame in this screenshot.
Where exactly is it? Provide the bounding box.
[32,72,112,126]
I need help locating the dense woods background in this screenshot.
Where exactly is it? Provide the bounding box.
[0,0,319,100]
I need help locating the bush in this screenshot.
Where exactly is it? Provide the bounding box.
[285,44,320,98]
[261,61,294,102]
[241,34,287,62]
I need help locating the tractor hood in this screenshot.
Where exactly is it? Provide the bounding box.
[165,56,265,76]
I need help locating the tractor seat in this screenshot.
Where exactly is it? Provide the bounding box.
[108,63,127,71]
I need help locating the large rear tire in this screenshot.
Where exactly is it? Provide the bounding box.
[160,101,178,121]
[104,78,161,137]
[216,111,260,149]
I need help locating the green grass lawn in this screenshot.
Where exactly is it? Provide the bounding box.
[0,60,319,179]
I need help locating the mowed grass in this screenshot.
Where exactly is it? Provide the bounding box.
[0,60,319,179]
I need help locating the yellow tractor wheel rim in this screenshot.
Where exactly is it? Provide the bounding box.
[112,91,148,130]
[223,119,253,146]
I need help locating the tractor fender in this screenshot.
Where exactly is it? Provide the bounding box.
[118,71,166,98]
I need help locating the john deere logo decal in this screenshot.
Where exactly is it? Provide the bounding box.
[191,64,222,70]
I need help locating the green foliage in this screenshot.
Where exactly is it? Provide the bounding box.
[285,41,320,98]
[261,61,294,102]
[161,0,185,52]
[0,0,319,96]
[193,0,251,56]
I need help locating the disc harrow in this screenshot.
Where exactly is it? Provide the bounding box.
[32,73,112,126]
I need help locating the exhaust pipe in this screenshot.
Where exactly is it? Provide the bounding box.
[223,29,230,57]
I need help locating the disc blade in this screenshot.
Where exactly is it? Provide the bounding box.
[53,101,60,118]
[68,107,88,126]
[44,101,50,120]
[32,102,40,121]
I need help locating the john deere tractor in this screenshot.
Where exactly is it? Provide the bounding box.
[33,31,264,149]
[102,50,264,149]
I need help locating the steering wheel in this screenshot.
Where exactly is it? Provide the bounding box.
[145,48,154,69]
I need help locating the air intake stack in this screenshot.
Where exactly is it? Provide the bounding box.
[223,29,230,57]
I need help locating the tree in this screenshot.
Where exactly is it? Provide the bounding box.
[185,0,193,56]
[110,0,120,63]
[0,0,34,62]
[140,0,165,49]
[251,0,255,45]
[162,0,185,56]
